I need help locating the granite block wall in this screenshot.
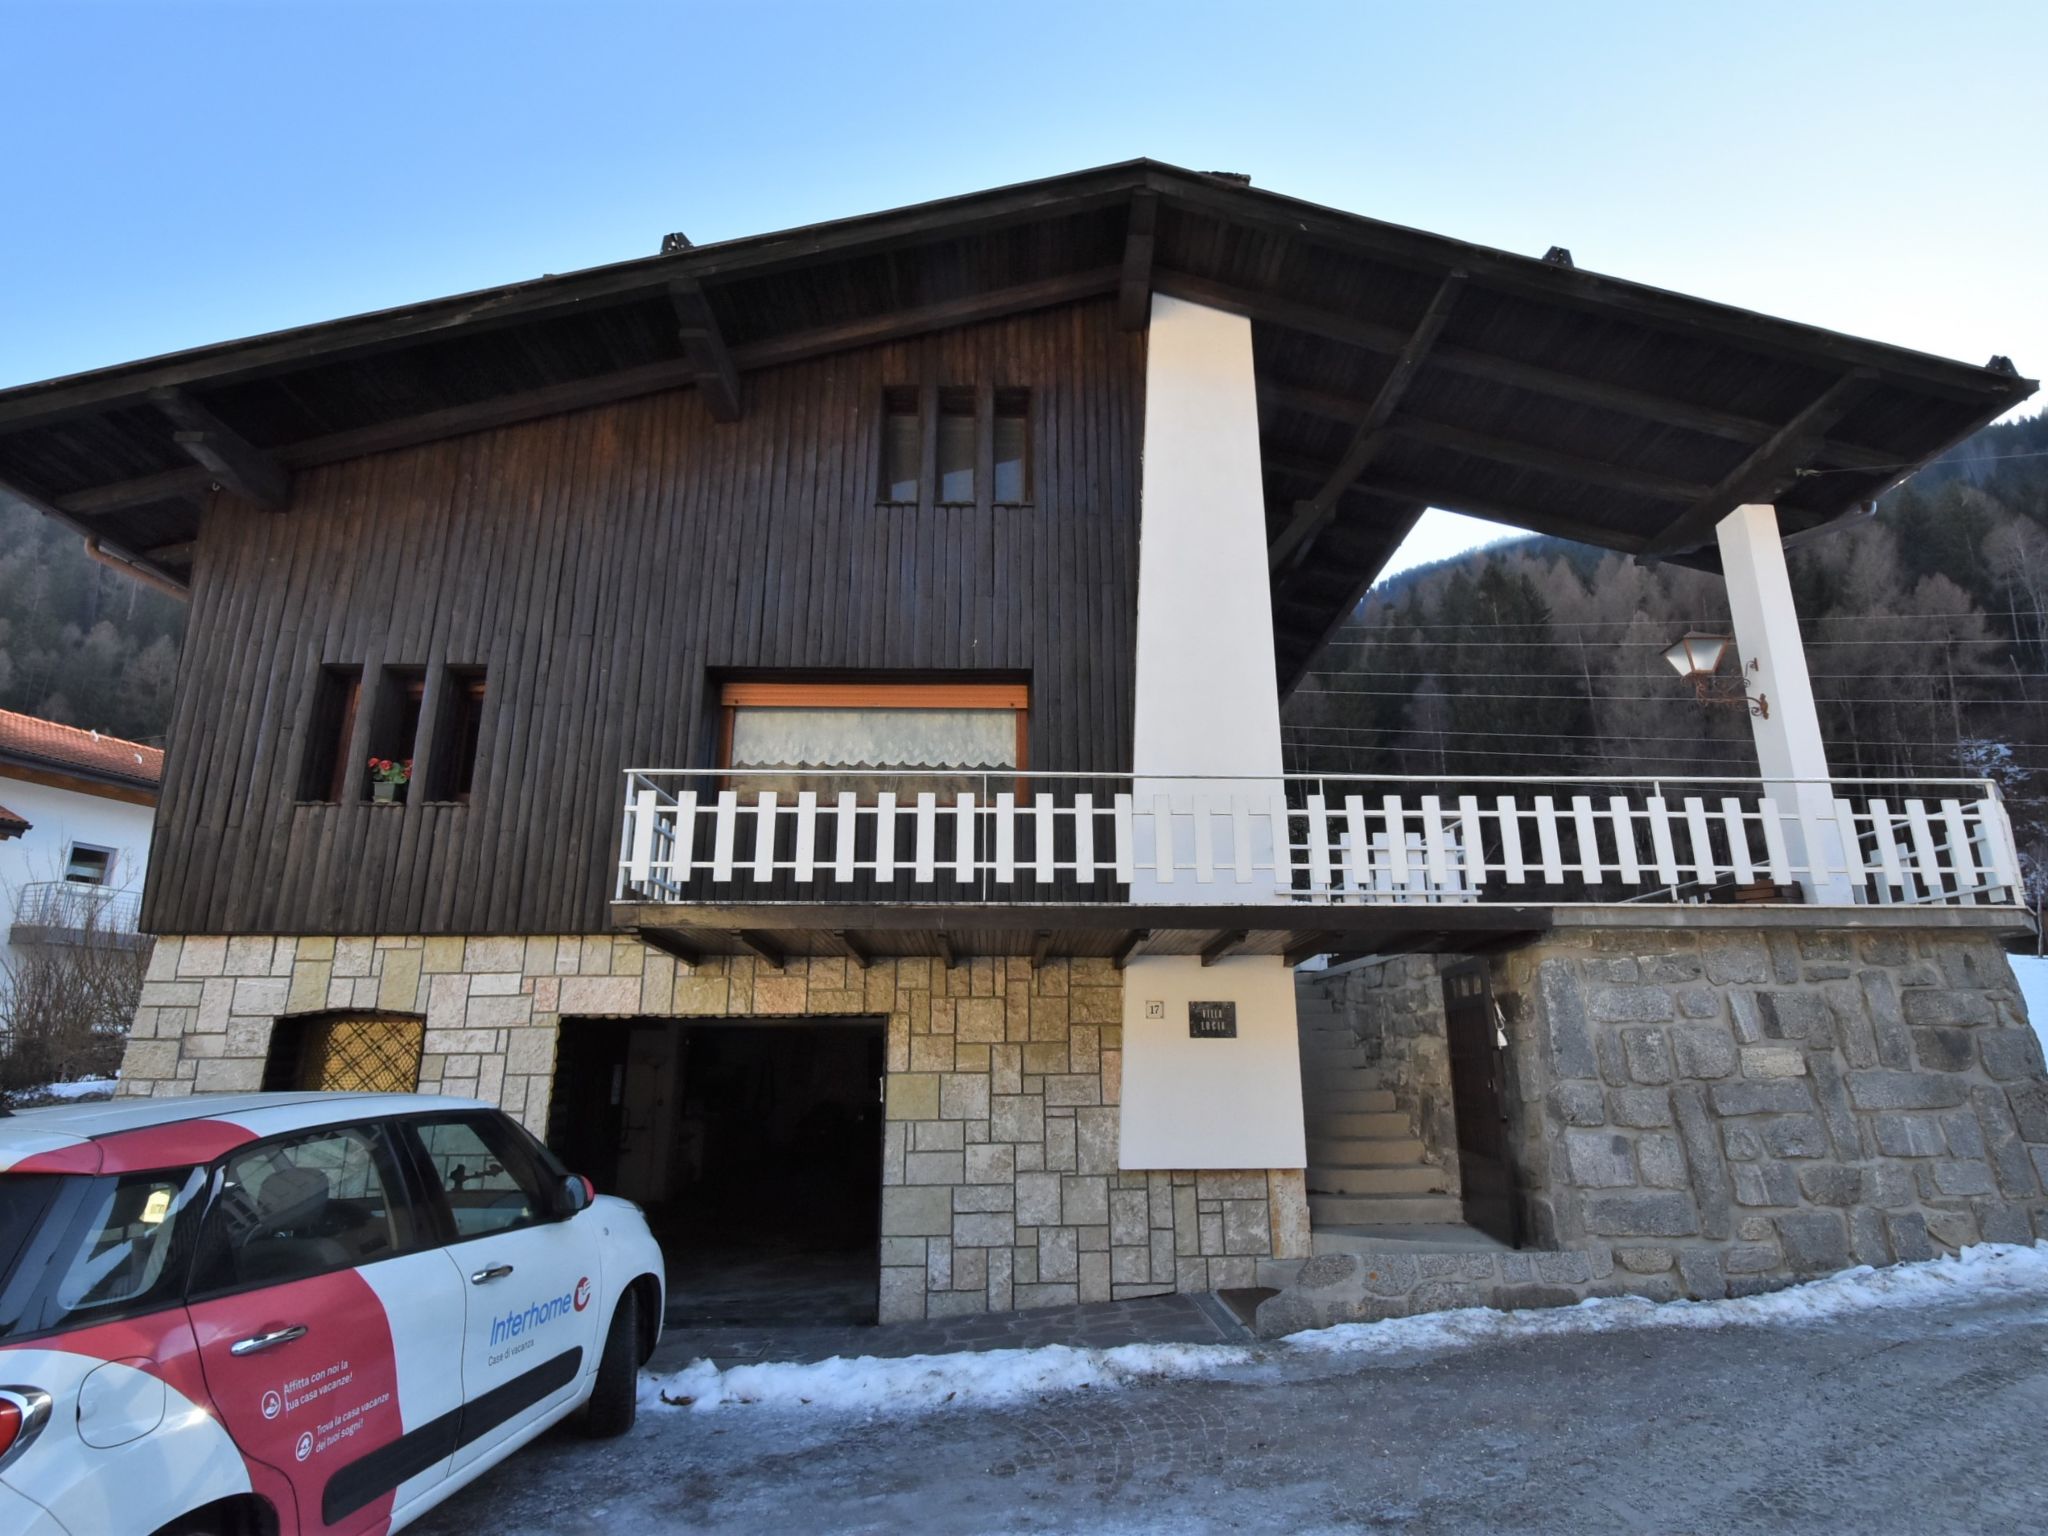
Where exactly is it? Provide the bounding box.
[119,936,1310,1322]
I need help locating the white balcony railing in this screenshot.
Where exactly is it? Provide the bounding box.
[615,770,2025,911]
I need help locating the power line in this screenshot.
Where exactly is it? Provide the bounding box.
[1282,723,2048,750]
[1292,685,2048,707]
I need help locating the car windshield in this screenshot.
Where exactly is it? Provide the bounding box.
[0,1166,206,1341]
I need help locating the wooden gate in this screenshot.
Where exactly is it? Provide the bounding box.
[1441,962,1517,1247]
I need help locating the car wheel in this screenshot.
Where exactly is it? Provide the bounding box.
[582,1286,640,1438]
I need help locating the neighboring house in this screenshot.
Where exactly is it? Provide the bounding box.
[0,161,2043,1330]
[0,708,161,974]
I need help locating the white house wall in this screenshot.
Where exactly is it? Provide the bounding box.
[0,774,155,973]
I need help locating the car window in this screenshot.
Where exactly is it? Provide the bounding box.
[410,1117,552,1238]
[37,1179,205,1335]
[193,1124,413,1293]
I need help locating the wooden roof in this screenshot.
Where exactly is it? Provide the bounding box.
[0,159,2032,692]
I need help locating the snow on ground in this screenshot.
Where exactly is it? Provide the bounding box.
[8,1077,117,1103]
[641,1243,2048,1419]
[2011,953,2048,1060]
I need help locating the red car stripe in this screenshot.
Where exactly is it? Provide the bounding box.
[12,1118,260,1177]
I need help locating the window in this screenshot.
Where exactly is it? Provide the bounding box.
[366,665,427,801]
[994,389,1030,504]
[44,1168,206,1327]
[193,1125,412,1292]
[63,844,113,885]
[264,1014,424,1095]
[718,680,1027,799]
[936,388,976,504]
[425,666,487,804]
[409,1116,554,1239]
[876,387,1031,507]
[299,664,363,803]
[880,387,920,503]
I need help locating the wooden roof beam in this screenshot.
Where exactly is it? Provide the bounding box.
[150,388,288,510]
[1199,929,1249,967]
[667,278,741,422]
[1639,372,1880,558]
[1268,271,1465,574]
[638,927,705,968]
[829,930,873,970]
[1277,504,1425,700]
[734,930,786,971]
[1110,929,1150,969]
[1117,192,1159,331]
[1167,271,1897,467]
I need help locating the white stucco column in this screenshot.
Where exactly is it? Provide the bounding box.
[1716,502,1852,902]
[1120,293,1306,1173]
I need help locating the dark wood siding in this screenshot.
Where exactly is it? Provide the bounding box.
[142,299,1145,936]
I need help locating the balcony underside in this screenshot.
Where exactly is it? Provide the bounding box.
[609,899,2033,969]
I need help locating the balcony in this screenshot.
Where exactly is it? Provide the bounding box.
[9,881,147,950]
[612,770,2029,964]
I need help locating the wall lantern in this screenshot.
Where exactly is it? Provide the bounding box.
[1662,632,1769,718]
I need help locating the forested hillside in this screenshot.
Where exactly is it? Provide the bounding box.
[1283,411,2048,886]
[0,501,184,742]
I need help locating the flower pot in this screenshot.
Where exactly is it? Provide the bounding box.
[372,781,399,804]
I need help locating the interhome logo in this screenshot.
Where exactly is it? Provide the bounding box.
[488,1280,587,1348]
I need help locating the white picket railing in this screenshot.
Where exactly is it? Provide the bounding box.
[614,770,2024,910]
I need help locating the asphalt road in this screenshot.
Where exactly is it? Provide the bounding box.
[408,1287,2048,1534]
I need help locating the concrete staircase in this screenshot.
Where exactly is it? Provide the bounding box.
[1296,988,1464,1242]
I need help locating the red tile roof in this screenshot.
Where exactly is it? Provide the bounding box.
[0,709,162,790]
[0,801,27,838]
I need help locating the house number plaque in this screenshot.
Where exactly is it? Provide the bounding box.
[1188,1000,1237,1039]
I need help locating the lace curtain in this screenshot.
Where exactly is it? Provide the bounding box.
[729,707,1017,772]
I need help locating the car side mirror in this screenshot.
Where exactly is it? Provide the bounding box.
[558,1173,595,1218]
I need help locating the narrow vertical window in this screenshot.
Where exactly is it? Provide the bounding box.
[880,387,921,503]
[936,388,976,504]
[300,664,363,803]
[366,666,427,803]
[993,389,1031,504]
[427,666,487,804]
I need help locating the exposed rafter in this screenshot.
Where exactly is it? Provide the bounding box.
[150,388,288,510]
[667,277,741,422]
[1117,192,1158,331]
[638,927,704,968]
[1030,930,1054,970]
[1639,372,1880,558]
[1282,933,1335,968]
[1267,271,1464,574]
[1166,270,1899,467]
[830,929,873,970]
[55,270,1123,520]
[734,930,786,970]
[1199,929,1248,967]
[1110,929,1150,969]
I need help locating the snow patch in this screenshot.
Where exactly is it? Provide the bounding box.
[9,1077,117,1103]
[643,1339,1252,1416]
[1288,1241,2048,1356]
[641,1244,2048,1419]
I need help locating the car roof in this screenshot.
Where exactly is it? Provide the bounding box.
[0,1091,494,1174]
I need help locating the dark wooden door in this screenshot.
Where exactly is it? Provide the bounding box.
[1442,962,1518,1247]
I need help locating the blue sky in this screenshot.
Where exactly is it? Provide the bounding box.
[5,0,2042,577]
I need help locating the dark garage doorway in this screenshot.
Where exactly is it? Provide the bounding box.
[549,1016,885,1325]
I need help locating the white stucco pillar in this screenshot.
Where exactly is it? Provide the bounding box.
[1716,502,1852,902]
[1120,293,1306,1173]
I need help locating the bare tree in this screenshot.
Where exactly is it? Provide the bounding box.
[0,905,147,1097]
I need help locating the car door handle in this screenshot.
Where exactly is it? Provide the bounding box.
[229,1325,308,1357]
[470,1263,515,1284]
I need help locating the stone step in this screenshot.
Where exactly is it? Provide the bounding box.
[1314,1110,1412,1139]
[1305,1088,1397,1113]
[1305,1164,1453,1197]
[1311,1224,1506,1257]
[1304,1136,1428,1167]
[1307,1192,1466,1226]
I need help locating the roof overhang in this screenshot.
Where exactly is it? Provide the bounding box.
[0,159,2032,691]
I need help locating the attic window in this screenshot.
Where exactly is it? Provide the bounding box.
[877,388,1032,508]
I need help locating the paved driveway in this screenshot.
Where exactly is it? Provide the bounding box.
[410,1285,2048,1533]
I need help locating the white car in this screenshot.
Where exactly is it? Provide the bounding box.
[0,1092,664,1536]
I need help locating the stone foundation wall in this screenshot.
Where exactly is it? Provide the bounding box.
[119,935,1309,1322]
[1263,922,2048,1335]
[1301,956,1460,1181]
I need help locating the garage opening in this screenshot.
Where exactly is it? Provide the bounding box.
[548,1016,885,1325]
